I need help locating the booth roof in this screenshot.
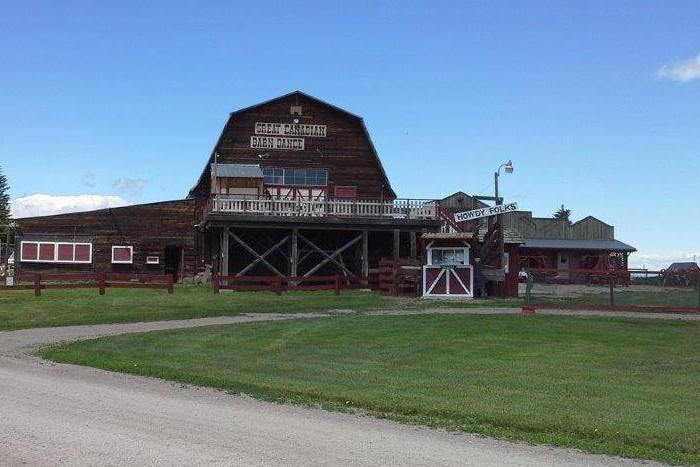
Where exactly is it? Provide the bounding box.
[421,232,474,240]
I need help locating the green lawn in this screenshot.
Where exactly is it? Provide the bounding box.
[0,286,392,330]
[537,288,699,308]
[40,314,700,465]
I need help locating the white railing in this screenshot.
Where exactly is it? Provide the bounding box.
[210,196,439,220]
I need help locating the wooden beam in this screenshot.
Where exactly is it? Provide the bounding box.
[298,233,362,278]
[229,232,286,277]
[235,235,289,277]
[393,229,400,261]
[361,229,369,277]
[290,228,298,278]
[221,227,230,276]
[409,231,417,259]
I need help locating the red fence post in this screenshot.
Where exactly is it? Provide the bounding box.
[274,277,282,296]
[334,275,341,295]
[213,275,220,294]
[33,274,41,297]
[608,272,615,307]
[98,272,106,295]
[167,274,174,294]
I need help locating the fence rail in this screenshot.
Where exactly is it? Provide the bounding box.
[525,268,700,312]
[0,273,174,296]
[212,274,368,295]
[209,196,439,220]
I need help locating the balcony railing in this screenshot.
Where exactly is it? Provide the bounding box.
[208,195,440,220]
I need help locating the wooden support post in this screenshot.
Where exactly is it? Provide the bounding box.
[609,272,615,307]
[409,231,417,260]
[98,272,106,295]
[213,275,220,294]
[33,274,41,297]
[167,274,174,294]
[697,271,700,310]
[361,229,369,279]
[393,229,400,261]
[291,228,299,279]
[221,227,230,277]
[334,275,341,295]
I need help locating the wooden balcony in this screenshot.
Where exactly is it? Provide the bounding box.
[206,195,440,220]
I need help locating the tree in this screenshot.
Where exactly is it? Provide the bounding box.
[553,204,571,223]
[0,166,9,262]
[0,166,9,222]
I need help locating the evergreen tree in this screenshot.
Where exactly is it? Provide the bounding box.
[553,204,571,223]
[0,166,9,259]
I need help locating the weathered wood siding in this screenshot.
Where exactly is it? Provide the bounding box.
[501,212,614,240]
[191,92,395,203]
[14,200,196,278]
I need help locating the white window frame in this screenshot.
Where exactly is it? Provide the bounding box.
[146,256,160,265]
[20,241,93,264]
[111,246,134,264]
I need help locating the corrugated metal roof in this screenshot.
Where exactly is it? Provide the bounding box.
[520,238,636,252]
[211,163,263,178]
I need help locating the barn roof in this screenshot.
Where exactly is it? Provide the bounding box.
[666,262,700,271]
[211,163,263,178]
[189,91,396,199]
[520,238,636,252]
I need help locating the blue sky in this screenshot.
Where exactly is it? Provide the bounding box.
[1,0,698,268]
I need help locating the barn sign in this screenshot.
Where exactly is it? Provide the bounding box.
[250,136,305,151]
[454,202,518,223]
[254,122,327,137]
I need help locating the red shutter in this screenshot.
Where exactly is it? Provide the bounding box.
[57,244,74,262]
[112,246,132,263]
[75,244,91,263]
[334,186,357,199]
[21,242,39,261]
[39,243,55,261]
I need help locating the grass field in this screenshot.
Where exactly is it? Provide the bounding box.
[40,313,700,465]
[537,287,699,308]
[0,286,393,330]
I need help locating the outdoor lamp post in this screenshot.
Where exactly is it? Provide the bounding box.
[493,160,514,296]
[494,160,513,205]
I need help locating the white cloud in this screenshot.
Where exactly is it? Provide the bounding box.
[9,194,128,219]
[112,178,148,196]
[656,52,700,82]
[629,251,699,271]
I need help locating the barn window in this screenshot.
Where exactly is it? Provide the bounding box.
[20,241,92,263]
[263,168,327,186]
[146,256,160,265]
[262,168,284,184]
[111,246,134,264]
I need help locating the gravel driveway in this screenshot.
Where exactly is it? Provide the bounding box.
[0,309,671,466]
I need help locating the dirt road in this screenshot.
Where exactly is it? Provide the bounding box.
[0,311,667,466]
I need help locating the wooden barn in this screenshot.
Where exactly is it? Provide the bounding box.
[12,92,443,288]
[10,91,636,296]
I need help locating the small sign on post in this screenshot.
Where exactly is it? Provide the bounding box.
[454,202,518,223]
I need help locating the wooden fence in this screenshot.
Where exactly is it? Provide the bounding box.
[0,273,174,296]
[212,274,368,295]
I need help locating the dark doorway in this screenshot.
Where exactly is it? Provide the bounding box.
[164,246,183,282]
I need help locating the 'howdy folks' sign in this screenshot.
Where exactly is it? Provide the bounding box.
[454,202,518,223]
